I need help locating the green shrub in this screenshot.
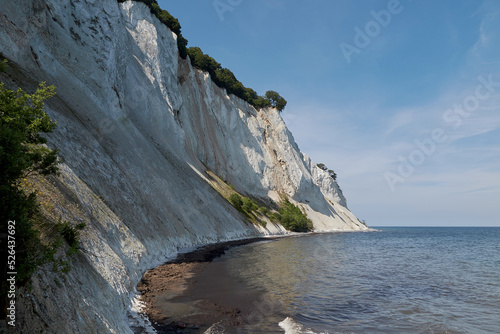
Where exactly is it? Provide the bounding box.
[243,88,259,105]
[0,71,58,283]
[317,163,337,180]
[277,199,313,232]
[0,62,84,315]
[229,193,243,212]
[317,163,327,171]
[269,212,281,223]
[177,36,188,59]
[242,197,258,212]
[40,220,86,275]
[186,46,286,111]
[265,90,287,112]
[252,96,272,109]
[57,221,86,256]
[187,47,220,75]
[0,61,87,316]
[258,207,269,215]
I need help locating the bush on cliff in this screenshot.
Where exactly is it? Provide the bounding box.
[0,60,84,317]
[229,193,244,212]
[186,47,288,111]
[317,163,337,181]
[242,197,259,213]
[265,90,287,112]
[278,198,313,232]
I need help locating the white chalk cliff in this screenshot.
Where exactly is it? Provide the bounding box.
[0,0,367,332]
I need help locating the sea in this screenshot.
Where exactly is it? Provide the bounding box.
[203,227,500,333]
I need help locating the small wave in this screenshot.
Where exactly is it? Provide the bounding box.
[128,294,158,334]
[278,317,324,334]
[204,321,226,334]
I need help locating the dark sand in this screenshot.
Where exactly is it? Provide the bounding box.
[137,238,282,333]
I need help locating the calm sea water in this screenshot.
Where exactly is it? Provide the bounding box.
[216,227,500,333]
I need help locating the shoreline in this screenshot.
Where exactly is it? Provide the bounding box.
[135,230,374,333]
[137,237,278,333]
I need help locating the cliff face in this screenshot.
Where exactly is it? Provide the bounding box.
[0,0,367,332]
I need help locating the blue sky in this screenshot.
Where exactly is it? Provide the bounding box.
[158,0,500,226]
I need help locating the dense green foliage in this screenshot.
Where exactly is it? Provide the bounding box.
[0,74,55,308]
[258,206,269,216]
[265,90,287,111]
[186,47,287,110]
[228,193,266,228]
[1,60,84,316]
[229,193,244,212]
[242,197,258,212]
[148,1,188,58]
[57,221,86,258]
[0,79,60,277]
[228,191,312,232]
[269,212,282,223]
[118,0,287,111]
[277,199,313,232]
[229,193,260,216]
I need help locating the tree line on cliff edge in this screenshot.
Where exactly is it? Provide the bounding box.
[117,0,287,112]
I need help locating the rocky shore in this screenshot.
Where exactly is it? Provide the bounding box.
[137,238,275,333]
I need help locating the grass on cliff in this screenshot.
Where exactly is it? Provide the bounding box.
[0,59,84,319]
[204,170,269,228]
[204,170,313,232]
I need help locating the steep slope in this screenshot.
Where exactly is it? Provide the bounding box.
[0,0,367,332]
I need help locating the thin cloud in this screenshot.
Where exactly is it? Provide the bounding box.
[384,110,415,136]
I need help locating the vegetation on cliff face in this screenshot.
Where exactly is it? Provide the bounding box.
[274,198,313,232]
[205,170,312,232]
[0,60,84,317]
[317,163,337,181]
[186,47,287,111]
[118,0,287,111]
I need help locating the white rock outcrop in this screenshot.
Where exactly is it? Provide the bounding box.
[0,0,367,332]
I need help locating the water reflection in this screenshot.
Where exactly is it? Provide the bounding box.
[223,228,500,333]
[225,234,350,314]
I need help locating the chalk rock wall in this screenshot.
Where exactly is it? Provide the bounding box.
[0,0,367,332]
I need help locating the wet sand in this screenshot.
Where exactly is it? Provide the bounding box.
[137,238,280,333]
